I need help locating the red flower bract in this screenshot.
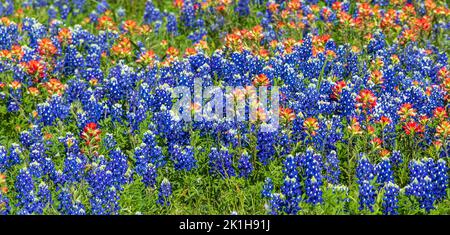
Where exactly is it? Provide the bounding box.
[81,122,102,150]
[356,89,377,110]
[330,80,346,100]
[403,121,424,136]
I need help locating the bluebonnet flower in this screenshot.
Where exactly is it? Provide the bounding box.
[267,193,284,215]
[171,145,197,172]
[222,128,240,149]
[382,182,400,215]
[51,170,66,190]
[87,157,120,215]
[19,131,33,149]
[421,176,436,212]
[257,130,277,165]
[65,78,87,103]
[85,44,102,69]
[60,133,81,155]
[83,95,104,124]
[208,147,235,178]
[367,30,386,54]
[329,184,350,204]
[152,108,173,139]
[29,161,43,178]
[6,143,22,167]
[0,192,10,215]
[359,180,376,212]
[356,154,375,183]
[355,154,376,212]
[116,7,126,19]
[127,99,148,133]
[235,0,250,17]
[143,0,162,24]
[150,85,173,112]
[107,148,130,190]
[376,157,394,186]
[63,152,86,184]
[15,169,41,214]
[306,176,325,204]
[103,133,117,151]
[60,3,70,20]
[166,12,178,36]
[89,10,98,25]
[47,5,58,22]
[390,150,403,167]
[153,20,162,33]
[238,151,253,178]
[324,151,340,184]
[407,160,426,188]
[188,21,207,43]
[405,159,437,212]
[58,187,86,215]
[180,0,196,28]
[142,131,166,167]
[7,81,21,113]
[142,163,157,188]
[37,182,52,210]
[37,94,70,126]
[29,143,54,177]
[3,0,14,16]
[261,177,274,199]
[434,159,448,201]
[277,130,292,156]
[111,103,124,123]
[281,176,302,214]
[0,146,6,173]
[157,178,172,206]
[96,0,109,14]
[72,0,86,15]
[134,144,150,177]
[303,149,323,205]
[63,44,85,75]
[283,155,299,178]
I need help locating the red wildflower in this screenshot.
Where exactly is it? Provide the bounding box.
[356,89,377,110]
[369,70,384,85]
[398,103,417,121]
[166,47,179,57]
[9,80,21,90]
[28,87,40,96]
[252,74,270,87]
[57,28,72,45]
[0,174,6,194]
[377,116,392,128]
[23,60,45,82]
[279,107,296,124]
[433,107,448,121]
[43,78,65,96]
[38,38,57,57]
[111,37,132,58]
[403,121,424,136]
[330,80,346,100]
[370,137,383,149]
[348,117,363,135]
[436,121,450,138]
[81,122,102,150]
[380,149,391,158]
[136,50,156,67]
[437,67,449,80]
[304,117,319,136]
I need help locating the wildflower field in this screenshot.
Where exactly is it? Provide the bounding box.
[0,0,449,216]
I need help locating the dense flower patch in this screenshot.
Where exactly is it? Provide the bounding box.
[0,0,449,215]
